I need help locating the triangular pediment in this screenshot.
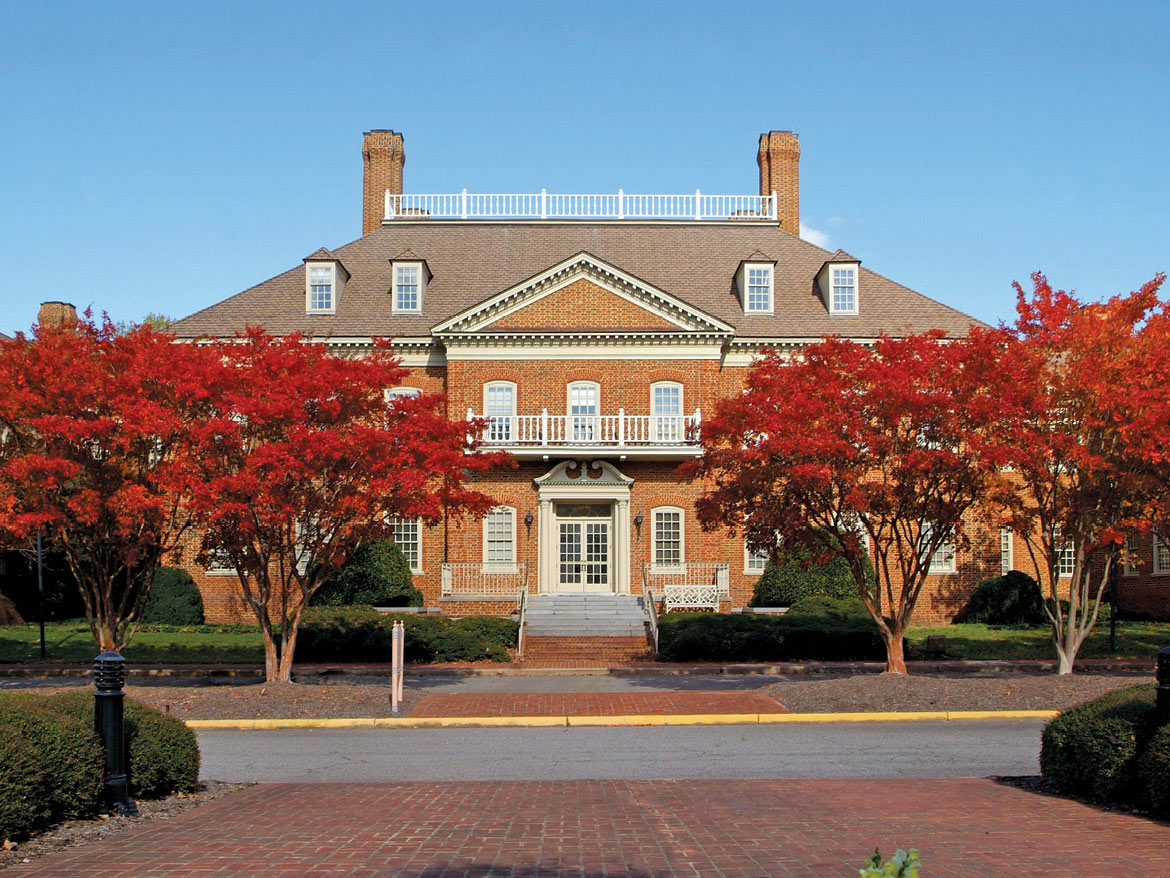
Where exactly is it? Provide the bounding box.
[431,252,733,336]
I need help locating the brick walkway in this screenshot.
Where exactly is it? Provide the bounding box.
[410,691,788,717]
[8,779,1170,876]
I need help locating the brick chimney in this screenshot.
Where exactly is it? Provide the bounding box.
[37,301,78,328]
[757,131,800,234]
[362,129,405,236]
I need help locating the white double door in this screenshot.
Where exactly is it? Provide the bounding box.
[555,502,613,593]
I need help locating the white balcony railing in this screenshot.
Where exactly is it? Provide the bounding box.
[642,562,730,612]
[469,410,700,448]
[386,190,777,222]
[441,562,530,598]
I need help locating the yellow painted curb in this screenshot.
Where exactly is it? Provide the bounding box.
[187,709,1061,731]
[566,713,759,727]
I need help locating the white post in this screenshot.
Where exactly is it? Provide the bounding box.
[385,189,393,220]
[618,407,625,447]
[770,190,778,221]
[461,188,468,220]
[390,620,404,714]
[541,188,547,220]
[541,408,549,446]
[618,188,624,220]
[695,189,702,220]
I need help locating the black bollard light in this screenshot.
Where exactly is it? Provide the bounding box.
[93,651,137,815]
[1157,646,1170,727]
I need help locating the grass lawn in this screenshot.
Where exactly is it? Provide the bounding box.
[905,619,1170,661]
[0,621,264,664]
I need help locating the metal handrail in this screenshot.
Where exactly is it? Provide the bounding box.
[516,585,528,660]
[644,586,659,656]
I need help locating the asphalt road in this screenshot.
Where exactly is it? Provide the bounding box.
[197,719,1046,783]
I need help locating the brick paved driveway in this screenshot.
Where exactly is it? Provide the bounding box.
[8,779,1169,876]
[410,691,788,717]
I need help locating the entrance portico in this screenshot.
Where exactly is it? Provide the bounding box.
[534,460,633,595]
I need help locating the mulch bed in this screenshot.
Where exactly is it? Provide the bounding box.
[410,690,788,717]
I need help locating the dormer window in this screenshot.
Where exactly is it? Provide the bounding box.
[303,249,348,315]
[736,259,775,314]
[308,266,334,312]
[391,259,429,314]
[831,267,856,314]
[817,251,861,316]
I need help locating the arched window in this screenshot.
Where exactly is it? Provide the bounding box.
[385,386,421,404]
[484,381,516,443]
[567,381,600,442]
[650,381,683,442]
[651,506,685,569]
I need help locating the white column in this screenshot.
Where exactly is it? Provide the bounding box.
[538,498,555,594]
[614,498,630,595]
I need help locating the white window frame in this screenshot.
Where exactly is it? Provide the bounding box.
[999,527,1014,576]
[1155,532,1170,576]
[385,386,422,404]
[829,266,858,315]
[484,381,517,443]
[567,380,600,442]
[482,506,518,571]
[1123,533,1140,576]
[744,537,769,574]
[389,517,423,574]
[743,263,774,314]
[650,381,684,443]
[923,523,956,574]
[651,506,685,571]
[1057,541,1076,579]
[205,546,236,575]
[392,262,424,314]
[305,263,336,314]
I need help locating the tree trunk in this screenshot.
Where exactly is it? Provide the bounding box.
[260,627,280,682]
[276,625,298,683]
[881,627,908,675]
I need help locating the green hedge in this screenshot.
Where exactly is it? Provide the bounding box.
[954,571,1046,626]
[1041,684,1170,816]
[657,596,884,662]
[0,692,201,841]
[749,532,875,608]
[140,566,205,625]
[311,539,423,608]
[296,607,517,663]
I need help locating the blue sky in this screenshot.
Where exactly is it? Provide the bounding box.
[2,1,1167,332]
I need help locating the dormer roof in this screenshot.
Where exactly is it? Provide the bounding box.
[303,248,350,280]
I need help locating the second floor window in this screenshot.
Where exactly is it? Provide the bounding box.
[485,382,515,442]
[652,382,683,442]
[568,382,599,442]
[308,266,333,312]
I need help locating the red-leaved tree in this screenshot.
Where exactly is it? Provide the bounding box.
[688,333,1010,674]
[982,273,1166,674]
[183,329,504,682]
[0,315,218,650]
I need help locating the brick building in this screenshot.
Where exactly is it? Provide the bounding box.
[170,128,1162,633]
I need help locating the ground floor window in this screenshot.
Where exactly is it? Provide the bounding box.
[484,506,516,567]
[390,517,422,573]
[652,507,683,568]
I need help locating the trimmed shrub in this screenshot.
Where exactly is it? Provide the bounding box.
[1040,684,1157,802]
[749,533,875,608]
[296,608,516,664]
[955,571,1046,626]
[124,700,201,797]
[657,597,883,663]
[1139,723,1170,818]
[0,693,103,840]
[140,566,205,625]
[0,723,52,841]
[312,540,423,608]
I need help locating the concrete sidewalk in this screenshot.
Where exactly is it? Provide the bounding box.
[7,778,1169,876]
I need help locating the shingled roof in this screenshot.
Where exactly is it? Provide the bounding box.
[170,222,982,341]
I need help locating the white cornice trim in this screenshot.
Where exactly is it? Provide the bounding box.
[431,252,734,335]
